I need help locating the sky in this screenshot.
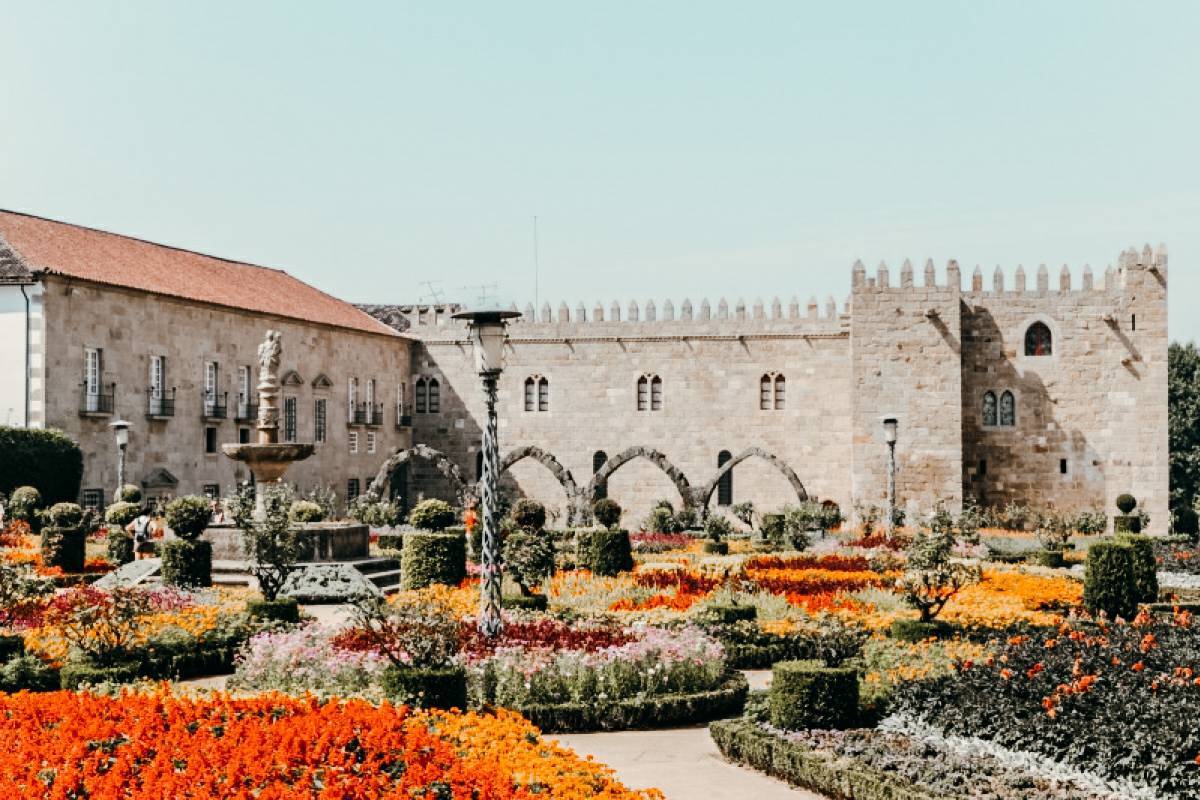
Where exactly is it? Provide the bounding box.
[2,2,1197,340]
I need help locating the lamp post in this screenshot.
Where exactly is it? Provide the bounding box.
[881,416,898,537]
[453,307,520,637]
[109,418,130,500]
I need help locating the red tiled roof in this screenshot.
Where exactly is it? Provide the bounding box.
[0,210,399,338]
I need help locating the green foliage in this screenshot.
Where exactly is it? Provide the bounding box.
[60,661,140,690]
[1116,493,1138,514]
[576,528,633,576]
[408,498,456,531]
[1118,534,1159,605]
[7,486,42,522]
[115,484,142,504]
[380,665,467,709]
[302,485,338,521]
[501,531,554,595]
[106,530,134,566]
[643,505,678,534]
[104,501,140,527]
[44,502,84,528]
[730,502,756,527]
[401,531,466,589]
[40,524,85,573]
[229,485,306,602]
[895,506,981,622]
[769,659,859,730]
[703,603,758,624]
[288,500,325,523]
[0,654,56,693]
[1170,342,1200,528]
[509,498,546,532]
[674,507,699,530]
[164,495,211,540]
[703,514,734,542]
[1025,549,1065,569]
[702,540,729,555]
[1115,514,1143,535]
[247,598,300,623]
[1033,511,1071,551]
[888,618,957,643]
[1083,540,1137,619]
[0,427,83,506]
[0,563,51,612]
[159,539,213,588]
[349,590,461,668]
[502,594,549,611]
[760,513,786,543]
[1071,508,1108,536]
[47,586,155,666]
[591,498,622,529]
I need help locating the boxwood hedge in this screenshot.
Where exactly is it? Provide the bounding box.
[0,427,83,505]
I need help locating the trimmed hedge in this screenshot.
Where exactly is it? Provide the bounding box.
[1084,540,1137,619]
[377,532,404,551]
[1026,549,1065,569]
[1119,533,1159,604]
[710,718,942,800]
[502,594,548,612]
[0,654,57,692]
[0,634,24,662]
[576,528,634,576]
[704,604,758,624]
[769,660,859,730]
[164,496,211,539]
[248,598,300,623]
[702,540,730,555]
[510,670,748,733]
[408,499,457,532]
[107,530,135,566]
[1114,515,1142,535]
[401,531,467,589]
[0,427,83,505]
[60,661,141,690]
[380,665,467,710]
[889,619,957,643]
[160,539,213,588]
[40,525,85,573]
[592,498,622,529]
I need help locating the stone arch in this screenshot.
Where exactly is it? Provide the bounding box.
[583,447,693,512]
[499,445,581,524]
[697,447,807,507]
[368,444,471,505]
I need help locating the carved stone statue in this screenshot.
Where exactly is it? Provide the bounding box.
[255,330,282,443]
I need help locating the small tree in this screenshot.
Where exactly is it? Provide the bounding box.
[502,531,555,595]
[347,590,460,669]
[44,585,154,666]
[895,506,982,622]
[229,485,307,602]
[592,498,622,529]
[730,502,756,528]
[643,505,677,534]
[703,514,734,543]
[1034,511,1071,552]
[408,499,456,532]
[509,498,547,533]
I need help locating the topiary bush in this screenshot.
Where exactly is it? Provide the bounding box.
[889,618,957,643]
[160,539,213,588]
[769,659,860,730]
[502,594,549,612]
[704,604,758,624]
[643,505,677,534]
[247,597,300,623]
[104,501,140,528]
[703,540,730,555]
[107,530,134,566]
[704,514,734,542]
[402,531,467,589]
[501,531,554,595]
[7,485,42,524]
[408,499,457,532]
[592,498,622,529]
[0,427,83,506]
[1026,549,1065,569]
[115,484,142,504]
[44,502,84,529]
[510,498,546,532]
[379,665,467,710]
[1116,493,1138,514]
[40,502,85,573]
[1084,540,1137,619]
[1118,534,1159,605]
[576,528,633,576]
[288,500,325,523]
[164,496,211,540]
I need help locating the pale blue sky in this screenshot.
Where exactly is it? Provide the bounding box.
[2,2,1197,339]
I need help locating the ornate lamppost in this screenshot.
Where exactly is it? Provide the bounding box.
[452,307,520,637]
[882,416,898,537]
[109,418,130,499]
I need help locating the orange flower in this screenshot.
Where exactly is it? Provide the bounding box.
[1132,661,1145,672]
[1000,668,1014,680]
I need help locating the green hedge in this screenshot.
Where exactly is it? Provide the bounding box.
[889,619,958,643]
[704,604,758,624]
[502,594,548,612]
[377,532,404,551]
[60,661,141,690]
[40,526,85,573]
[1118,534,1159,604]
[710,719,942,800]
[0,634,24,662]
[380,665,467,710]
[1026,549,1065,569]
[107,530,135,566]
[1115,515,1142,534]
[769,660,859,730]
[1084,540,1137,619]
[0,427,83,505]
[508,670,748,733]
[160,539,212,588]
[248,598,300,623]
[576,529,634,576]
[402,531,467,590]
[703,540,730,555]
[0,654,57,692]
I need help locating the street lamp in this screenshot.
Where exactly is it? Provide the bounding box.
[452,307,520,637]
[109,418,131,500]
[881,416,898,537]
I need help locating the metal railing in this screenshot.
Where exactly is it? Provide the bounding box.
[147,387,176,418]
[366,403,383,426]
[234,393,258,422]
[80,383,115,415]
[349,402,368,425]
[203,391,228,419]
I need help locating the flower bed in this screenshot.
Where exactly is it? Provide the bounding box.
[0,689,661,798]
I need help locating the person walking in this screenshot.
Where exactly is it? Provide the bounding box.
[127,506,156,560]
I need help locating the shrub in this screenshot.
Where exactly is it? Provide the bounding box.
[106,530,134,566]
[408,499,456,532]
[502,594,549,611]
[1034,512,1070,551]
[703,604,757,624]
[0,427,83,506]
[703,540,729,555]
[347,591,461,668]
[104,501,140,527]
[895,506,981,622]
[7,486,42,523]
[401,531,466,589]
[703,514,734,541]
[1116,493,1138,514]
[769,659,859,730]
[1115,514,1143,535]
[159,539,213,588]
[247,597,300,623]
[761,513,786,542]
[576,528,633,576]
[44,502,84,528]
[41,522,85,573]
[60,661,140,690]
[44,586,154,666]
[643,506,678,534]
[164,495,211,540]
[115,484,142,504]
[0,654,56,693]
[675,507,699,530]
[510,498,546,532]
[501,531,554,595]
[229,485,306,603]
[730,502,756,527]
[889,618,957,643]
[1026,549,1065,568]
[288,500,325,523]
[380,665,467,710]
[348,496,403,527]
[592,498,622,529]
[1118,533,1159,604]
[1083,540,1137,619]
[1072,508,1108,536]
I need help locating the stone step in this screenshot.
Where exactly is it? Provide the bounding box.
[366,568,401,590]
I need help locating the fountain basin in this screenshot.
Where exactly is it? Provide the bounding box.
[221,443,315,481]
[202,521,369,561]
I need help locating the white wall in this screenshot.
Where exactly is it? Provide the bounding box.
[0,284,34,427]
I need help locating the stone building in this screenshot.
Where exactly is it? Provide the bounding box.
[0,211,413,509]
[0,209,1170,531]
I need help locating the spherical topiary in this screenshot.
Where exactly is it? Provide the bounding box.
[115,484,142,504]
[164,495,212,540]
[592,498,622,529]
[577,528,633,576]
[104,501,140,528]
[160,539,213,588]
[1084,540,1137,619]
[8,486,42,522]
[289,500,325,523]
[401,531,467,589]
[44,502,84,529]
[1116,494,1138,514]
[769,659,859,730]
[408,499,457,532]
[510,498,547,533]
[501,531,555,595]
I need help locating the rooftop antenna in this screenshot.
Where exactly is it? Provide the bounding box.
[533,215,539,313]
[455,282,500,308]
[418,280,445,306]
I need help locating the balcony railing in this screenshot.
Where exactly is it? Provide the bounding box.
[349,402,367,426]
[234,393,259,422]
[396,408,413,429]
[366,403,383,426]
[203,391,228,420]
[147,387,176,418]
[80,383,115,416]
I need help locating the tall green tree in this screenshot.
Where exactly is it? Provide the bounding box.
[1169,342,1200,533]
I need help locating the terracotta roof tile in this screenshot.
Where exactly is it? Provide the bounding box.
[0,210,398,338]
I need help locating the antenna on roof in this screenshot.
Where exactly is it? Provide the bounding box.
[456,283,500,308]
[418,280,445,305]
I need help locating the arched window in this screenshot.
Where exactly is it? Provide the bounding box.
[717,450,733,506]
[774,375,786,410]
[1025,322,1052,356]
[982,391,997,427]
[650,376,663,410]
[636,376,649,411]
[538,377,549,412]
[524,377,536,412]
[760,375,772,410]
[427,378,440,413]
[415,378,427,414]
[593,450,608,500]
[999,390,1016,427]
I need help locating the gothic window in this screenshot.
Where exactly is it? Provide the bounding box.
[524,378,535,412]
[314,398,327,443]
[524,376,550,412]
[636,376,649,411]
[774,375,785,410]
[650,376,663,410]
[760,375,772,410]
[999,390,1016,427]
[717,450,733,506]
[982,391,997,427]
[593,450,608,500]
[538,377,549,412]
[415,378,427,413]
[283,397,297,442]
[1024,322,1052,356]
[427,378,440,413]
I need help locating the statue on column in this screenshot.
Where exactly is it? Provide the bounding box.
[256,330,282,443]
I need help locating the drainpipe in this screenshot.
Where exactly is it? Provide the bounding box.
[18,283,30,428]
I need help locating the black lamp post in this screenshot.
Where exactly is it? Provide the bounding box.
[882,416,898,536]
